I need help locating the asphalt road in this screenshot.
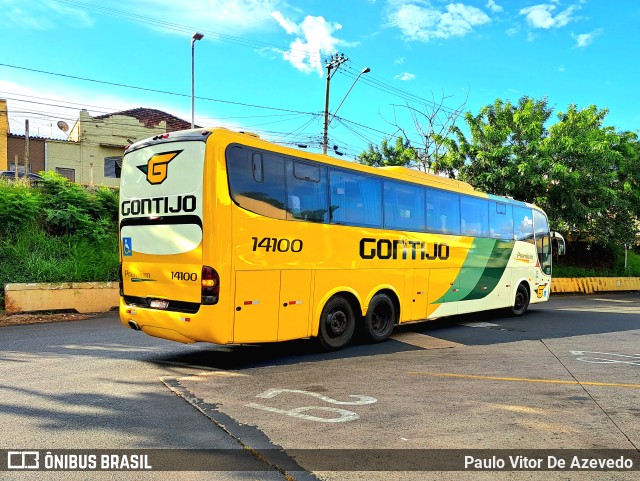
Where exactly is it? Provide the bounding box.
[1,292,639,480]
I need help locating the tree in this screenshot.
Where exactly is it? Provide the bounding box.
[382,93,467,175]
[443,96,553,202]
[444,96,640,249]
[545,105,638,247]
[357,136,418,168]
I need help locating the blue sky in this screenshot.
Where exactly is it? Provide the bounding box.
[1,0,639,159]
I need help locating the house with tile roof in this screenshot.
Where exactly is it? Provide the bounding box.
[1,100,195,186]
[47,108,195,186]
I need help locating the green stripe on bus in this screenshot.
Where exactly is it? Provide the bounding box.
[461,240,515,301]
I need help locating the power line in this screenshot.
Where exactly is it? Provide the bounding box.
[0,63,317,115]
[52,0,463,113]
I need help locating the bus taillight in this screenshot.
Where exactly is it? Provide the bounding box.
[201,266,219,305]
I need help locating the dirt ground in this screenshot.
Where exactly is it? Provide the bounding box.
[0,311,99,327]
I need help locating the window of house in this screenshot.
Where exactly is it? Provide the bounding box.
[55,167,75,182]
[104,156,123,178]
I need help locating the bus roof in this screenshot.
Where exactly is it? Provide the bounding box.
[128,127,537,209]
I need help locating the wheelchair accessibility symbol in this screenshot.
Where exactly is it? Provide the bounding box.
[122,237,132,256]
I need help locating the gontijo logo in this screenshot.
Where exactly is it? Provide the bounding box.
[536,283,548,298]
[136,150,182,185]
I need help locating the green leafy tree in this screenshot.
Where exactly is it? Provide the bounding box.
[357,136,418,168]
[443,97,640,249]
[545,105,638,247]
[443,96,553,202]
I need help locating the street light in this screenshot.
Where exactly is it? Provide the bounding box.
[328,67,371,127]
[323,65,370,154]
[322,54,348,154]
[191,32,204,129]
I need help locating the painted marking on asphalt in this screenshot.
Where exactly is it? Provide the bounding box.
[246,389,378,423]
[390,332,463,349]
[592,298,635,303]
[408,372,640,389]
[459,322,501,328]
[571,351,640,366]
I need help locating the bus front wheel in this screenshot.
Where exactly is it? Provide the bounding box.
[317,296,356,351]
[511,283,530,316]
[362,293,396,342]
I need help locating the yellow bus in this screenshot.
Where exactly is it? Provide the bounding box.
[119,127,565,350]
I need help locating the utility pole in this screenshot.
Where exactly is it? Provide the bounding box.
[322,53,348,154]
[24,119,30,181]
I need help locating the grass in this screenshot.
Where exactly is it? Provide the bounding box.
[554,251,640,278]
[0,229,118,305]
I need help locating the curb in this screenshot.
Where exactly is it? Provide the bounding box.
[551,277,640,294]
[4,282,119,314]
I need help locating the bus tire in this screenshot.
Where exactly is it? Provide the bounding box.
[511,283,530,316]
[362,293,396,343]
[317,296,356,351]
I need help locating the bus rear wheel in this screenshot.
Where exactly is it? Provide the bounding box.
[362,293,396,342]
[511,283,530,316]
[317,296,356,351]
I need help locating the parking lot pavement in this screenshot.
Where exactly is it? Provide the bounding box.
[157,293,640,479]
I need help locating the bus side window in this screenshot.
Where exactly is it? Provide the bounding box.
[533,209,552,275]
[513,206,535,244]
[226,146,286,219]
[383,180,426,231]
[286,161,328,223]
[489,201,514,240]
[460,196,489,237]
[329,169,382,227]
[426,189,460,235]
[252,153,263,182]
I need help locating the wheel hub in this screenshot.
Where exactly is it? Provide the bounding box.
[328,310,347,336]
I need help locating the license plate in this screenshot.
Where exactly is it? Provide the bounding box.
[150,299,169,309]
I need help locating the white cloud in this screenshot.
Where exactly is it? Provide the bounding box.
[2,0,93,29]
[387,2,491,42]
[486,0,503,13]
[395,72,416,81]
[1,0,281,33]
[506,26,520,36]
[271,10,299,34]
[394,57,406,64]
[573,29,601,48]
[519,4,578,30]
[272,12,345,75]
[132,0,280,31]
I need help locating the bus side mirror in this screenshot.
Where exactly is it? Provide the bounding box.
[551,231,566,256]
